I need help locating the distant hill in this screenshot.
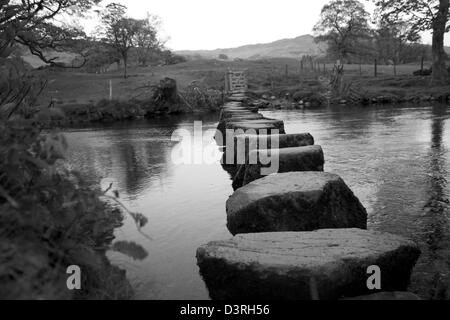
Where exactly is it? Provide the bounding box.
[176,35,325,60]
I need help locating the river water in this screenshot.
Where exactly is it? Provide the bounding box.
[63,103,450,300]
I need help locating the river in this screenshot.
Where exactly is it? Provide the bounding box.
[63,103,450,300]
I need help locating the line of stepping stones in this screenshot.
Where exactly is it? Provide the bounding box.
[196,90,422,300]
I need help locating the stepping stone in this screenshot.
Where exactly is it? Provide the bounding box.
[217,115,268,142]
[224,115,266,122]
[196,229,421,300]
[220,111,259,120]
[223,106,259,113]
[224,133,315,166]
[216,117,284,146]
[235,133,315,152]
[217,120,286,146]
[232,145,325,189]
[342,292,421,300]
[225,119,285,134]
[226,172,367,235]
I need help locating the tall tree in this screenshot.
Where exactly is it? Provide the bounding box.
[134,14,161,66]
[313,0,371,62]
[99,3,139,78]
[375,0,450,84]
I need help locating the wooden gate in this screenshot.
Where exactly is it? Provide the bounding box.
[225,69,248,94]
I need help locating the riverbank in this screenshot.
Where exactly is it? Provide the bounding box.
[32,94,220,128]
[34,59,450,117]
[247,74,450,109]
[0,121,134,300]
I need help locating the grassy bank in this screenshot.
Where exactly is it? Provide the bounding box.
[35,58,450,118]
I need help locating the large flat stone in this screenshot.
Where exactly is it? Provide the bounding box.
[196,229,421,300]
[232,145,325,189]
[226,172,367,235]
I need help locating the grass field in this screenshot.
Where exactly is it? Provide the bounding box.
[36,57,446,108]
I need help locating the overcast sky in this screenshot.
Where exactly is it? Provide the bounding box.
[84,0,442,51]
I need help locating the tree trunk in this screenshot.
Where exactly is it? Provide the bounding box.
[122,51,128,79]
[431,0,449,85]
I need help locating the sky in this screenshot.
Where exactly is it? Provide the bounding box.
[83,0,443,51]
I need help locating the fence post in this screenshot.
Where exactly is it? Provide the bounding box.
[374,59,378,77]
[421,56,424,73]
[285,64,288,78]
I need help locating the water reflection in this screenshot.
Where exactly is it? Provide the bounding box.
[412,104,450,300]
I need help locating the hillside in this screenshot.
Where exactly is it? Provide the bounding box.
[177,35,325,60]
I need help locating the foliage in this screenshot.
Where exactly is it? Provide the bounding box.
[374,0,450,83]
[314,0,372,61]
[183,81,223,111]
[374,0,450,32]
[0,4,141,298]
[1,0,100,67]
[96,3,141,78]
[160,50,188,65]
[111,241,148,261]
[375,19,421,65]
[0,118,134,299]
[0,57,47,119]
[134,14,162,66]
[82,41,120,73]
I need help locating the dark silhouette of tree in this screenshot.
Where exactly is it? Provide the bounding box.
[98,3,140,78]
[375,0,450,85]
[0,0,100,67]
[313,0,371,62]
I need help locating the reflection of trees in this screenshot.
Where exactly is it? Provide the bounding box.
[113,140,171,196]
[68,112,222,199]
[416,104,450,300]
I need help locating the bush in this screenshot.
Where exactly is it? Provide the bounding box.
[183,82,223,111]
[0,121,132,299]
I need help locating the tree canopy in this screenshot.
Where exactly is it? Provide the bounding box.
[1,0,101,66]
[314,0,371,62]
